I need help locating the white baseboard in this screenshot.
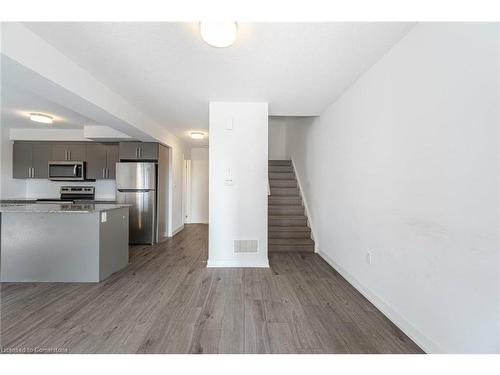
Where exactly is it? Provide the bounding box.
[317,249,443,354]
[172,224,184,236]
[207,259,270,268]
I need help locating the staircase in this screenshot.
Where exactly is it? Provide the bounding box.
[268,160,315,253]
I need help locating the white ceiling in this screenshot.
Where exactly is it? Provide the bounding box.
[18,22,414,144]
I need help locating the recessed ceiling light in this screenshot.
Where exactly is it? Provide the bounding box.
[190,131,205,140]
[29,113,53,124]
[199,22,237,48]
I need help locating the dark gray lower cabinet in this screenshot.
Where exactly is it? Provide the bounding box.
[85,143,119,180]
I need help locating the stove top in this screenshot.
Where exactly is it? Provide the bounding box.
[36,186,95,203]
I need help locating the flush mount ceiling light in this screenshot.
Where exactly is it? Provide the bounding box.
[190,131,205,140]
[29,113,53,124]
[199,22,238,48]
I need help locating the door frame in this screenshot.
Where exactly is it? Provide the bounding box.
[184,159,192,224]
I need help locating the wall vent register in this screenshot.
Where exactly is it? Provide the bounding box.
[234,240,258,253]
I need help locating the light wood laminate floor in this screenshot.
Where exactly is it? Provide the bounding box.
[0,224,423,354]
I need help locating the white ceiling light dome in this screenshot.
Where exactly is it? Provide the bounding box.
[190,131,205,140]
[199,22,238,48]
[29,113,53,124]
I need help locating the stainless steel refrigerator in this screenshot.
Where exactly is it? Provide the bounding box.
[116,162,157,244]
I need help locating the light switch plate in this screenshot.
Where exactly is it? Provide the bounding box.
[226,118,233,130]
[224,178,233,186]
[101,212,107,223]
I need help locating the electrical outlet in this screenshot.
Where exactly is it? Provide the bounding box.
[366,251,372,265]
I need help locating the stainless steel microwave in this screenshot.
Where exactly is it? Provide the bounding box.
[48,161,86,181]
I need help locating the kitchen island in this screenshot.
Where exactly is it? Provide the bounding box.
[0,203,130,282]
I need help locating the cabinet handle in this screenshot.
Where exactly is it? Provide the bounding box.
[32,167,34,178]
[106,168,109,179]
[69,150,71,160]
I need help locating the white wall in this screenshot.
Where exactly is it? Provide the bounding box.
[287,23,499,353]
[188,147,209,224]
[268,118,288,160]
[208,102,269,267]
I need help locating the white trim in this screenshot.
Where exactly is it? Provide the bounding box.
[207,259,270,268]
[184,160,192,223]
[172,224,184,236]
[290,157,319,252]
[317,249,443,354]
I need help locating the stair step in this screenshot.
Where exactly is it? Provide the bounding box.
[269,244,315,253]
[270,180,297,188]
[268,196,302,205]
[269,238,314,245]
[268,205,304,215]
[269,216,307,226]
[269,165,293,173]
[270,187,300,196]
[269,172,295,180]
[269,160,292,166]
[268,225,311,232]
[269,230,311,239]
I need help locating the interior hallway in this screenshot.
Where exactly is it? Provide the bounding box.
[0,224,423,353]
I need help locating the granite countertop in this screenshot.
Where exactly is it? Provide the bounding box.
[0,203,131,214]
[0,199,117,204]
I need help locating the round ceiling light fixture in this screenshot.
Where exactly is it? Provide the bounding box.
[29,113,53,124]
[199,22,238,48]
[190,131,205,140]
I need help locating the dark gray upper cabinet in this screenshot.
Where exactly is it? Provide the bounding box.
[138,142,158,160]
[13,141,121,180]
[85,144,107,180]
[13,142,33,179]
[13,142,52,179]
[106,144,119,179]
[32,143,52,178]
[119,142,158,161]
[52,143,85,161]
[85,143,119,179]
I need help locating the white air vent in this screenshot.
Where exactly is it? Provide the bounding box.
[234,240,258,253]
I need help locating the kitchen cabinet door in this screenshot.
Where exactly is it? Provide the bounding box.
[138,142,158,160]
[52,144,68,160]
[52,143,86,161]
[12,142,33,179]
[85,144,107,179]
[105,144,119,179]
[66,144,85,161]
[32,143,52,178]
[119,142,140,160]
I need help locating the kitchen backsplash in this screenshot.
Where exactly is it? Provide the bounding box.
[25,179,116,200]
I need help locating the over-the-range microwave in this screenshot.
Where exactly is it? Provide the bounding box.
[48,161,86,181]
